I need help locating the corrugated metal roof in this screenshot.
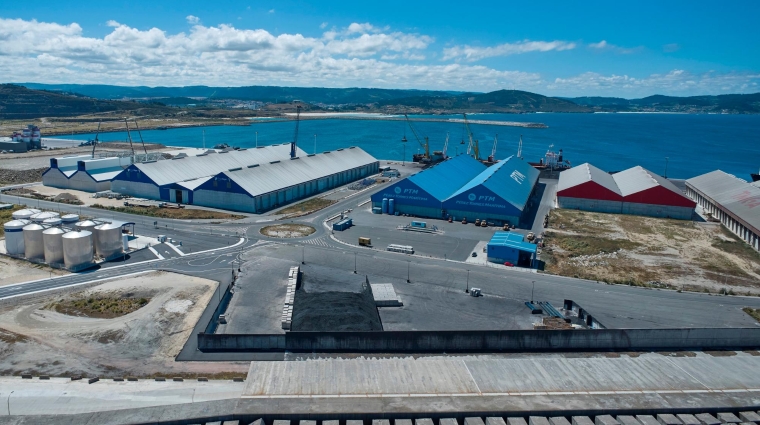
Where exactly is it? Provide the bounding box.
[557,163,621,195]
[224,147,377,197]
[126,144,306,186]
[447,156,540,211]
[686,170,760,233]
[407,155,486,201]
[488,231,537,253]
[612,166,684,197]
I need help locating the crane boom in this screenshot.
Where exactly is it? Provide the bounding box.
[490,134,498,158]
[291,105,301,158]
[463,113,474,155]
[403,114,430,161]
[124,118,135,156]
[442,132,449,158]
[134,120,148,155]
[517,134,523,159]
[91,120,101,158]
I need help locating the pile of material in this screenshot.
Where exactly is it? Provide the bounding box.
[533,316,573,330]
[291,280,382,332]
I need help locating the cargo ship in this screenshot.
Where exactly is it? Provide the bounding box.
[528,144,571,172]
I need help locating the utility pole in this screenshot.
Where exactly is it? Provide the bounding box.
[314,134,317,155]
[302,246,305,264]
[401,135,407,166]
[407,260,410,283]
[255,131,258,147]
[531,280,536,303]
[354,252,357,274]
[466,270,470,293]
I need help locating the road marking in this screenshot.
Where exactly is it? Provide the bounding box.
[166,243,186,257]
[148,246,165,260]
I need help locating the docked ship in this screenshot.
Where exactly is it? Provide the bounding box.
[528,145,571,178]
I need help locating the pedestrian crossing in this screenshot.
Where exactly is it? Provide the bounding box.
[303,236,330,247]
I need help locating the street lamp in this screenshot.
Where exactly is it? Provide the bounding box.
[302,246,305,264]
[407,260,410,283]
[531,280,536,303]
[255,131,258,147]
[314,134,317,155]
[401,135,407,166]
[465,269,470,293]
[354,252,357,274]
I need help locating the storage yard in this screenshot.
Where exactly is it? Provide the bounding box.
[0,272,248,378]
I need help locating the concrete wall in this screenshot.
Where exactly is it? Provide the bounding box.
[198,328,760,353]
[557,197,693,220]
[111,179,161,200]
[557,197,623,214]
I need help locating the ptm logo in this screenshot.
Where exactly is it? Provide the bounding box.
[468,193,476,201]
[403,189,419,195]
[394,187,402,194]
[510,170,526,184]
[478,195,496,202]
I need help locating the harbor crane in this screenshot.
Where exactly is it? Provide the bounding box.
[124,118,135,156]
[442,132,450,158]
[517,134,523,159]
[463,113,480,160]
[487,134,498,163]
[133,120,149,155]
[403,114,431,163]
[90,121,101,158]
[291,105,301,158]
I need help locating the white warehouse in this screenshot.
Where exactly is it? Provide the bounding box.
[110,144,379,213]
[43,155,133,192]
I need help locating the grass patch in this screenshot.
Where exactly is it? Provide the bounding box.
[713,228,760,265]
[49,295,151,319]
[277,197,335,216]
[260,223,316,238]
[547,233,640,257]
[91,204,243,220]
[743,307,760,323]
[0,204,23,237]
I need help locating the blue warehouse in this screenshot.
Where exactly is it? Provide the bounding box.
[372,154,539,226]
[487,231,537,267]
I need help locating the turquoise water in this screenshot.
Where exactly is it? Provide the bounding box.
[51,113,760,179]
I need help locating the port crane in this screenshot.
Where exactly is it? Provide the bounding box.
[517,134,523,159]
[463,113,480,160]
[403,114,431,163]
[487,134,498,163]
[291,105,301,158]
[90,121,101,158]
[133,120,149,155]
[442,132,449,158]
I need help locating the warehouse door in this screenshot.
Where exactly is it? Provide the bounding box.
[175,190,183,203]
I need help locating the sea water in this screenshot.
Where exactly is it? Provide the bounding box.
[51,113,760,179]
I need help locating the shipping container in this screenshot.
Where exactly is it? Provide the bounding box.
[358,237,371,246]
[332,217,353,231]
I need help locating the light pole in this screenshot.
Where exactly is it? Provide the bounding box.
[314,134,317,155]
[407,260,410,283]
[255,131,258,147]
[354,252,357,274]
[302,246,305,264]
[531,280,536,303]
[466,270,470,293]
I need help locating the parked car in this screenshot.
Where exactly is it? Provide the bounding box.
[471,252,478,257]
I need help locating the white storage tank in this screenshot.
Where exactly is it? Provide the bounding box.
[61,214,79,224]
[4,220,28,255]
[23,223,45,260]
[62,231,93,270]
[30,211,60,223]
[12,208,41,220]
[75,220,99,249]
[42,217,62,227]
[94,222,123,259]
[42,227,65,264]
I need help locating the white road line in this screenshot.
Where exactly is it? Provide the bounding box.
[148,246,165,260]
[166,242,186,257]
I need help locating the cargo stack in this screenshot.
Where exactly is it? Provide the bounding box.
[281,266,299,330]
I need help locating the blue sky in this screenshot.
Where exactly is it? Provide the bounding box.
[1,0,758,97]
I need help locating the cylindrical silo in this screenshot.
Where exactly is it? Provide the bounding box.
[42,217,62,227]
[4,220,28,255]
[62,231,93,270]
[382,198,388,214]
[43,227,65,264]
[389,198,395,215]
[94,222,123,259]
[12,208,41,220]
[23,223,45,260]
[75,220,99,250]
[61,214,79,224]
[30,211,59,223]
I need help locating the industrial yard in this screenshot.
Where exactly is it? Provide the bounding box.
[542,208,760,293]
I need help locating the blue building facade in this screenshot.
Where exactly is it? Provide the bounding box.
[486,231,537,267]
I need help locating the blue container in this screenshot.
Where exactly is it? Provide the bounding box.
[372,207,382,214]
[332,217,353,231]
[382,198,388,214]
[388,198,395,215]
[411,221,427,228]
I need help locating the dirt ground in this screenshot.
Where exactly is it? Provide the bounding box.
[0,271,249,377]
[0,256,69,286]
[542,209,760,295]
[260,224,316,238]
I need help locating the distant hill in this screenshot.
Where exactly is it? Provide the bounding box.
[568,93,760,113]
[379,89,592,113]
[18,83,463,105]
[0,84,172,118]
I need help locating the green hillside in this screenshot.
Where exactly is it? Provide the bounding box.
[380,89,592,113]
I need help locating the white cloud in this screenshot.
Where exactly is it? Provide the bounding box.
[589,40,607,49]
[268,9,275,14]
[443,40,576,62]
[320,22,328,29]
[663,43,680,53]
[186,15,200,24]
[547,70,760,96]
[587,40,641,54]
